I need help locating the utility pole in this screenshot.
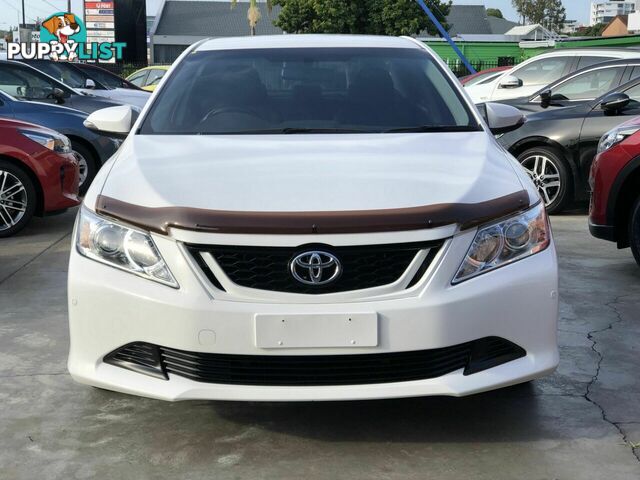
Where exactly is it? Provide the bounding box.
[68,0,72,12]
[21,0,25,27]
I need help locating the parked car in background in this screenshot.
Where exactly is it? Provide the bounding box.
[17,60,150,109]
[126,66,169,91]
[0,59,122,114]
[460,66,511,86]
[0,90,121,193]
[68,35,558,401]
[466,49,640,104]
[498,76,640,214]
[499,58,640,114]
[0,118,79,237]
[74,63,143,90]
[589,116,640,266]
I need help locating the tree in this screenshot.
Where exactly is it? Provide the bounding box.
[572,23,606,37]
[274,0,451,37]
[511,0,566,32]
[487,8,503,19]
[231,0,273,36]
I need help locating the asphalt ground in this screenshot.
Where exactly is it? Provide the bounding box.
[1,208,639,479]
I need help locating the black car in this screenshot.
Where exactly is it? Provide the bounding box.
[499,76,640,213]
[73,63,142,90]
[0,60,121,114]
[500,58,640,114]
[0,90,120,193]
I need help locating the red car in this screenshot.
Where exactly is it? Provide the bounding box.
[0,118,80,237]
[589,116,640,265]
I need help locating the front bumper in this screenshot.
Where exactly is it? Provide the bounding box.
[68,225,559,402]
[588,221,616,242]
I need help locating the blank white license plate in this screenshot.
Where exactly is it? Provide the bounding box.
[255,313,378,349]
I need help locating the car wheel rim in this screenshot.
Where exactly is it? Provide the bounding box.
[74,151,88,187]
[520,154,561,206]
[0,170,28,231]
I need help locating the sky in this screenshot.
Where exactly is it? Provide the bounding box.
[0,0,591,30]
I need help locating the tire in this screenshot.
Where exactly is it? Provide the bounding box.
[0,160,37,238]
[630,196,640,267]
[517,147,572,214]
[71,142,98,195]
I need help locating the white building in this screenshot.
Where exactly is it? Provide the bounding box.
[591,1,637,25]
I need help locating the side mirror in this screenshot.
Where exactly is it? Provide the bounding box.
[84,105,137,138]
[52,87,65,103]
[85,78,96,89]
[600,92,629,114]
[481,102,526,135]
[540,89,552,108]
[498,75,523,89]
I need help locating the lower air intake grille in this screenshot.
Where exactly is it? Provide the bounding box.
[104,337,526,386]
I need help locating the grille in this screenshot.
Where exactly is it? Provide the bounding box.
[104,337,526,386]
[187,242,441,294]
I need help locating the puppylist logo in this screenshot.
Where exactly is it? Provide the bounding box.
[7,11,125,62]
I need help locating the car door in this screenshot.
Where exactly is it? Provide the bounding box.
[0,94,15,118]
[578,82,640,187]
[491,56,573,101]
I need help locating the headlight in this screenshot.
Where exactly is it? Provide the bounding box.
[76,207,178,288]
[453,203,550,284]
[20,129,72,153]
[597,125,640,154]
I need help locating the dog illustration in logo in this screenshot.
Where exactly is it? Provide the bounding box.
[41,14,81,60]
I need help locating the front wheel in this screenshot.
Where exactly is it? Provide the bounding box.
[0,160,37,238]
[518,147,572,214]
[629,196,640,267]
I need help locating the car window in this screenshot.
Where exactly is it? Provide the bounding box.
[629,66,640,82]
[28,61,88,89]
[624,83,640,103]
[141,48,479,135]
[128,71,148,86]
[0,65,64,100]
[552,67,621,101]
[576,56,613,70]
[82,67,124,89]
[515,57,572,86]
[146,69,166,87]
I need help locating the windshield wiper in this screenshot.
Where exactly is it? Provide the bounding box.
[383,125,482,133]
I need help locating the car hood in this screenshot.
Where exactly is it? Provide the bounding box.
[99,132,528,218]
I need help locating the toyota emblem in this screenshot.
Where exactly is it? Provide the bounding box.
[290,251,342,285]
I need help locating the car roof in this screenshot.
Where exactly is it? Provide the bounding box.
[195,34,421,52]
[530,48,640,57]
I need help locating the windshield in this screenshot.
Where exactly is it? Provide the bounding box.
[140,48,479,135]
[79,66,126,89]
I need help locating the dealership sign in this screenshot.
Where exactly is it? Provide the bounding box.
[6,9,125,62]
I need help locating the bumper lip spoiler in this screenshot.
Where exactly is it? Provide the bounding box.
[94,190,531,236]
[589,220,616,242]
